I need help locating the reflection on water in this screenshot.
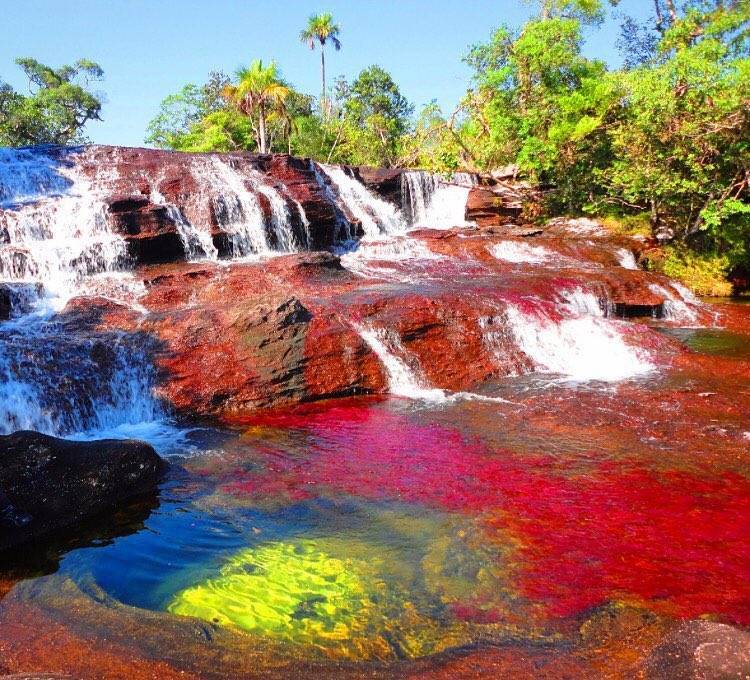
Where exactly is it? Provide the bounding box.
[1,324,749,671]
[658,326,750,360]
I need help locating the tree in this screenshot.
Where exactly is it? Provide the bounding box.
[601,1,750,254]
[145,72,230,148]
[299,12,341,115]
[222,60,291,153]
[337,66,413,166]
[0,58,104,146]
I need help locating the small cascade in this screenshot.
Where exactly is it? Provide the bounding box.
[649,283,701,325]
[615,248,638,270]
[198,157,271,257]
[316,164,405,238]
[490,241,554,265]
[356,324,448,401]
[557,287,607,317]
[0,318,162,436]
[150,188,218,261]
[400,170,475,229]
[0,147,131,310]
[503,299,654,382]
[198,157,301,257]
[0,147,165,443]
[356,323,513,404]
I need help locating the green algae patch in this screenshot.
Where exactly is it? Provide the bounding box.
[167,539,470,660]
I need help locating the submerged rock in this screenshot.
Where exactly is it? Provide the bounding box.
[0,431,165,552]
[641,620,750,679]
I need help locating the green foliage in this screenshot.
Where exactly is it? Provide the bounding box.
[0,58,104,146]
[336,65,414,166]
[658,245,733,297]
[455,0,749,282]
[145,72,229,148]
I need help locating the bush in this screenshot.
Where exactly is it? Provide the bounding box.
[658,246,733,297]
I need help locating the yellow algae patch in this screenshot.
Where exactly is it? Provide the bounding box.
[167,539,469,660]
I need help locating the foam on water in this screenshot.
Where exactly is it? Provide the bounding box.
[317,164,405,238]
[339,236,443,282]
[490,241,555,265]
[401,170,475,229]
[504,303,654,382]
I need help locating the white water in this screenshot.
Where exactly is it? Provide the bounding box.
[401,170,475,229]
[558,287,606,317]
[317,164,405,238]
[0,148,131,310]
[197,157,271,257]
[615,248,638,270]
[356,323,513,404]
[504,301,654,382]
[490,241,554,265]
[150,188,218,261]
[648,283,701,325]
[0,147,166,443]
[339,235,443,282]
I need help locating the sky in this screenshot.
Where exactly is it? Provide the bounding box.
[2,1,652,147]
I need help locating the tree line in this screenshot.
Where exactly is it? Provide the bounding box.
[1,3,748,292]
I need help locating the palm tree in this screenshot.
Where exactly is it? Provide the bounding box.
[299,12,341,116]
[222,59,290,153]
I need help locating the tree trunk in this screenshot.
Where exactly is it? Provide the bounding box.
[321,46,327,118]
[258,104,267,154]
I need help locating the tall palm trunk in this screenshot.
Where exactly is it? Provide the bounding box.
[258,102,267,153]
[320,46,327,117]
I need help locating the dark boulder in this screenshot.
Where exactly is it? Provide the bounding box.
[0,431,165,552]
[356,166,405,207]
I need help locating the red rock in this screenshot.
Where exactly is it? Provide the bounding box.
[466,187,523,226]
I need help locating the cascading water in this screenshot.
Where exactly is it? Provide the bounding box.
[490,241,554,265]
[400,170,476,229]
[0,147,131,310]
[356,323,512,404]
[316,164,405,238]
[649,283,701,325]
[150,188,218,261]
[198,157,302,257]
[0,147,163,442]
[197,157,271,257]
[503,297,654,382]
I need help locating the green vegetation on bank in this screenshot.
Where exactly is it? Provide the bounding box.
[0,58,104,145]
[1,1,748,291]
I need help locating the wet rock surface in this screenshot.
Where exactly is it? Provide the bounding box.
[0,432,164,552]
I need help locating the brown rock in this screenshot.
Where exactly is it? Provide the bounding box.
[642,620,750,679]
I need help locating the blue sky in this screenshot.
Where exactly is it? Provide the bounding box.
[2,1,651,147]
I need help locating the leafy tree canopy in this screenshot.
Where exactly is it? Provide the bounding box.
[0,58,104,146]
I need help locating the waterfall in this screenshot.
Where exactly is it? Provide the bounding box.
[0,147,164,442]
[316,164,405,238]
[356,324,448,401]
[356,323,513,404]
[400,170,475,229]
[503,299,653,382]
[0,147,131,310]
[615,248,638,270]
[648,283,701,325]
[197,157,271,257]
[150,188,218,261]
[0,316,162,436]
